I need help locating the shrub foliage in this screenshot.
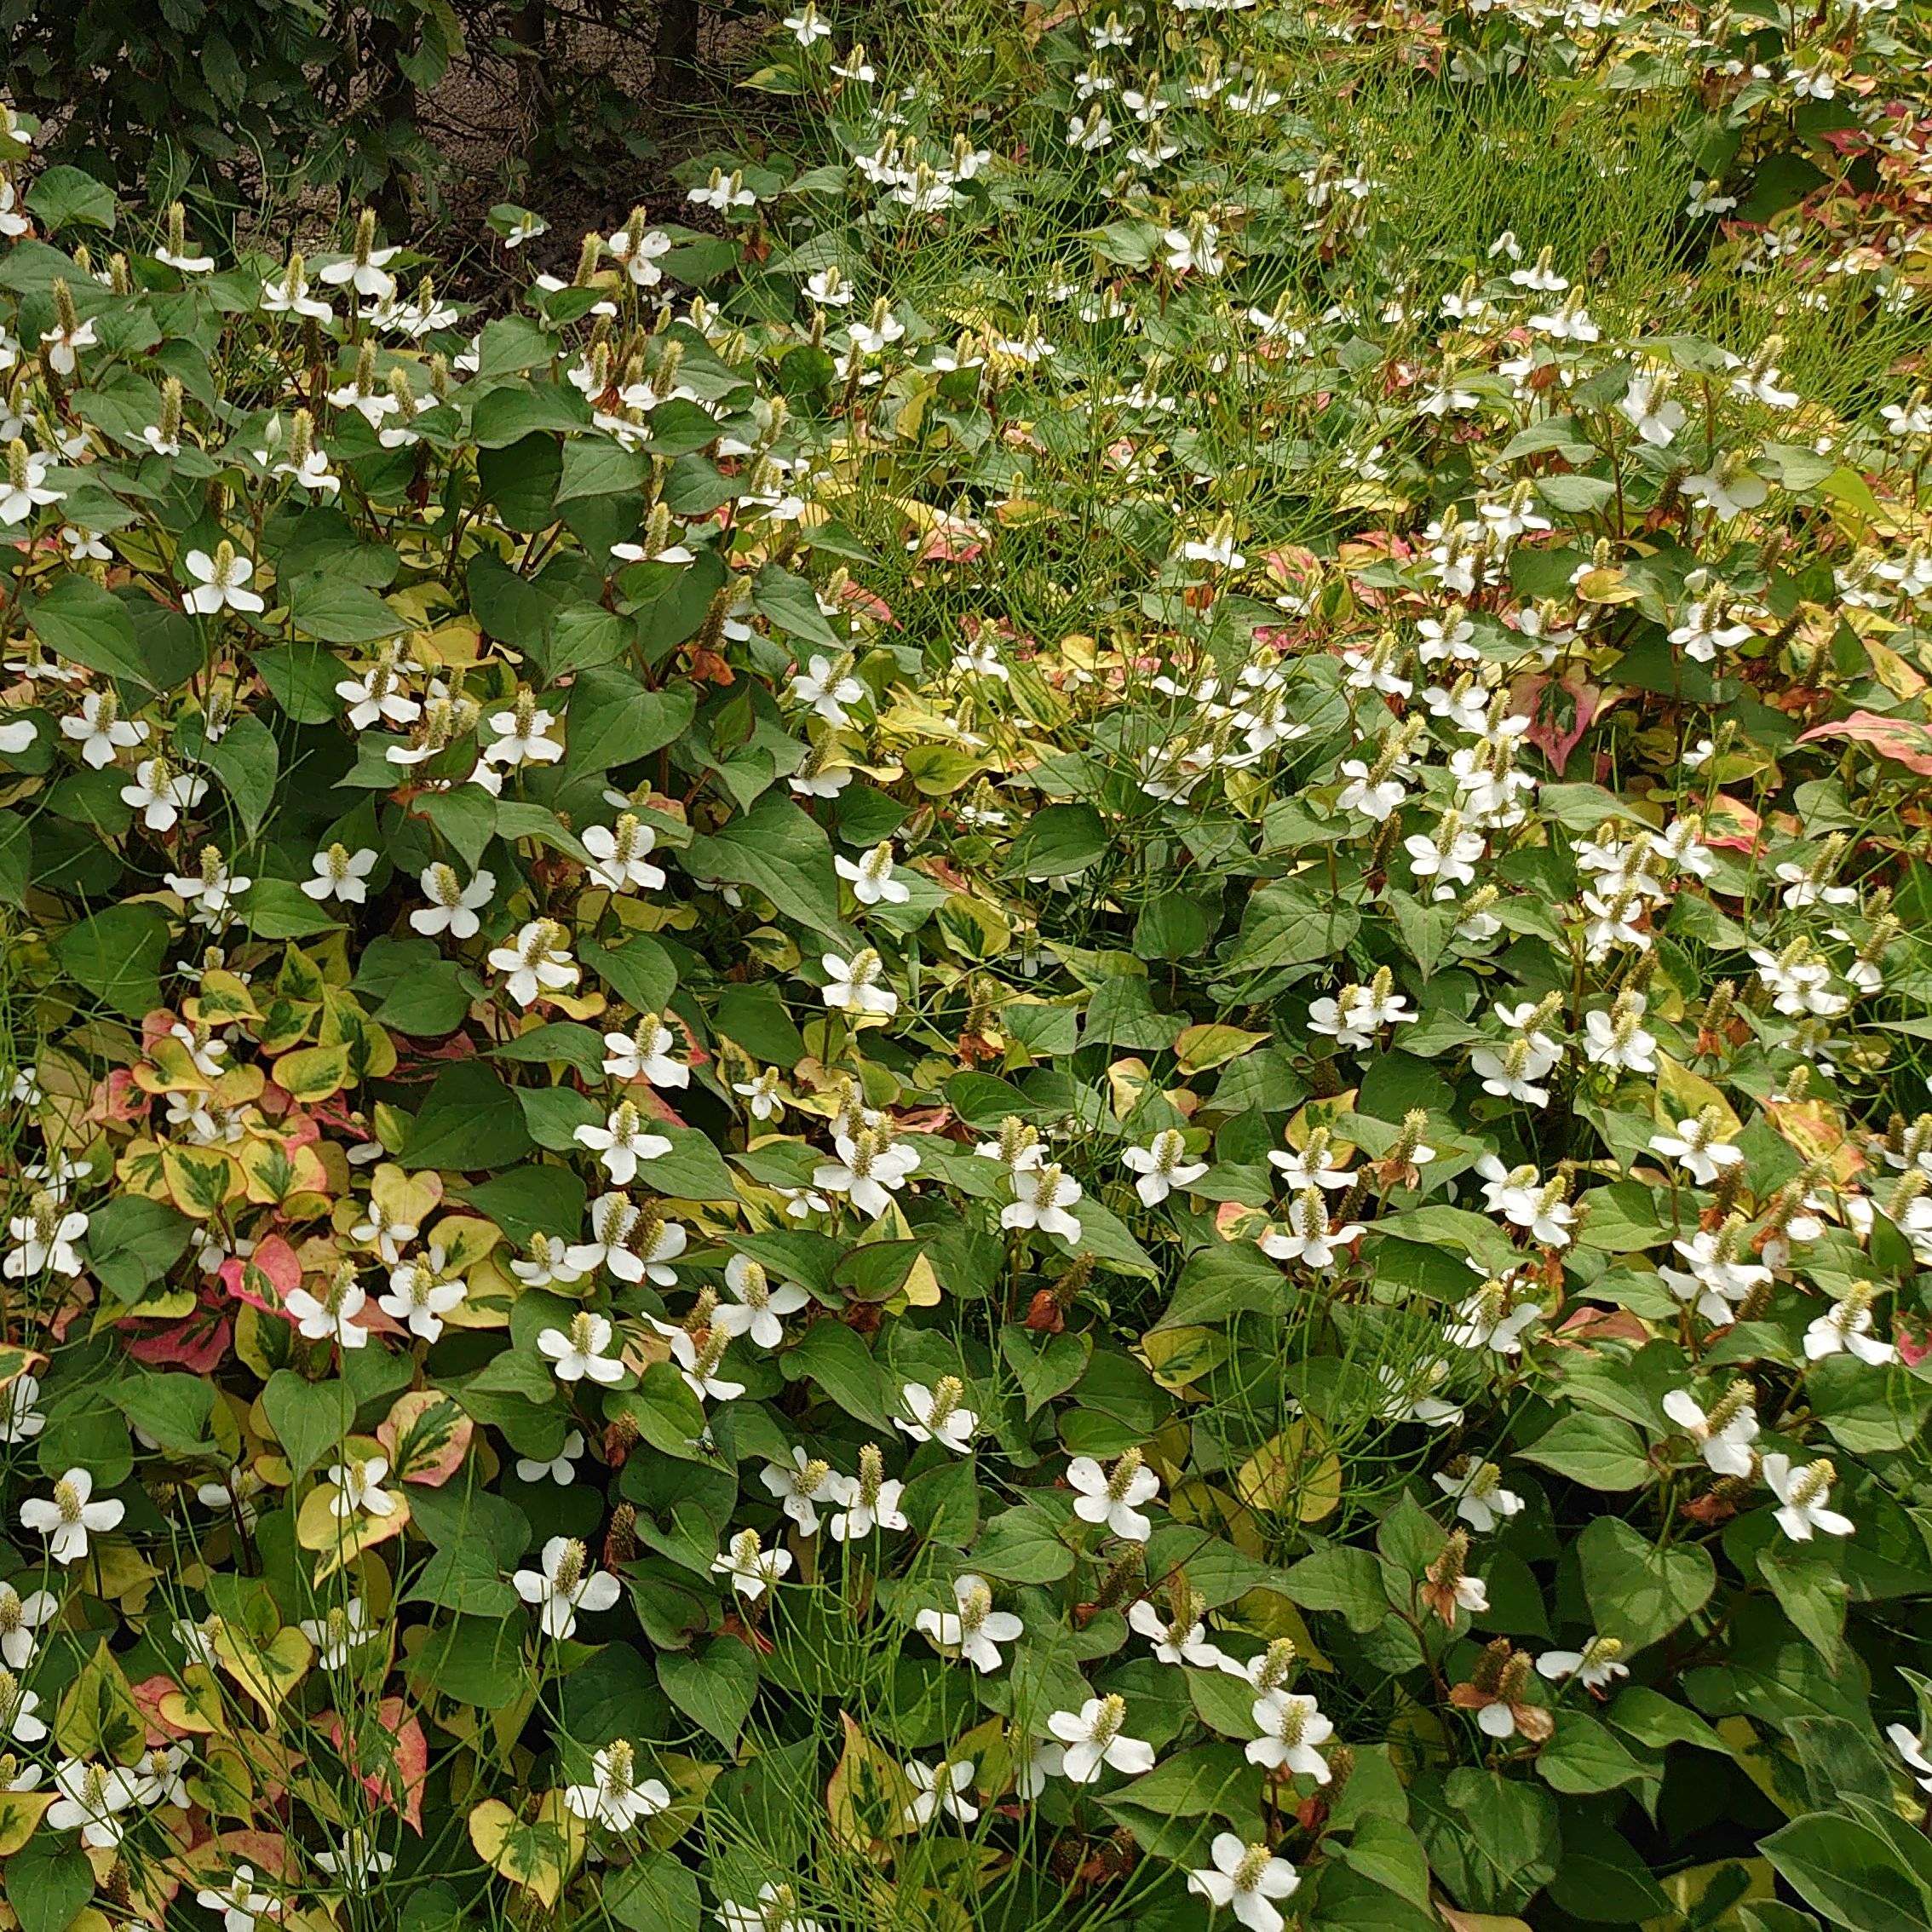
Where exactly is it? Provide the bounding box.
[2,3,1932,1930]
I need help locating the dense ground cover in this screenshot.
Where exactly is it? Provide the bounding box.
[3,2,1932,1929]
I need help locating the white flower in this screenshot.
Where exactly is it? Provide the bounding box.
[325,1455,397,1521]
[0,1373,47,1443]
[1682,466,1769,521]
[1129,1596,1228,1670]
[0,1583,58,1668]
[791,653,865,724]
[0,1679,45,1745]
[20,1468,124,1564]
[315,1831,396,1893]
[302,842,379,903]
[377,1253,468,1341]
[285,1274,369,1348]
[1432,1459,1523,1534]
[1761,1452,1854,1542]
[1803,1289,1895,1366]
[1068,1452,1159,1540]
[183,546,267,615]
[821,948,898,1016]
[487,919,579,1006]
[573,1101,672,1186]
[1245,1690,1332,1780]
[1188,1835,1301,1932]
[835,842,911,906]
[784,2,831,44]
[916,1574,1022,1672]
[410,863,496,940]
[516,1429,586,1486]
[1124,1129,1209,1205]
[1887,1723,1932,1795]
[711,1527,792,1598]
[47,1759,137,1847]
[566,1193,687,1287]
[1045,1695,1157,1783]
[1001,1163,1084,1242]
[716,1884,821,1932]
[667,1325,745,1405]
[538,1311,626,1385]
[484,701,562,768]
[902,1758,977,1828]
[1648,1116,1744,1186]
[1663,1387,1758,1477]
[826,1450,908,1542]
[715,1255,808,1348]
[584,815,666,893]
[1537,1642,1630,1692]
[120,756,209,831]
[603,1016,687,1086]
[813,1129,918,1218]
[60,690,149,768]
[1377,1361,1463,1428]
[734,1069,783,1120]
[515,1536,623,1638]
[897,1379,978,1454]
[1259,1190,1361,1270]
[0,447,64,525]
[298,1599,374,1670]
[564,1739,670,1831]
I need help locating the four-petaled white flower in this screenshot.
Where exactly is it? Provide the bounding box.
[564,1739,671,1831]
[1001,1163,1084,1242]
[902,1757,977,1827]
[325,1455,397,1521]
[120,756,210,831]
[821,949,898,1016]
[515,1536,623,1638]
[1045,1695,1157,1784]
[1188,1835,1301,1932]
[410,863,496,940]
[1762,1452,1854,1542]
[711,1527,792,1598]
[916,1573,1022,1672]
[20,1467,124,1565]
[184,547,267,616]
[1068,1452,1160,1540]
[1245,1689,1333,1780]
[539,1311,627,1385]
[791,653,865,723]
[898,1379,978,1454]
[1124,1129,1209,1205]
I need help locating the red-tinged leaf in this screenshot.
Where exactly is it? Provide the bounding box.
[1703,792,1762,854]
[377,1389,474,1487]
[122,1296,232,1372]
[219,1233,301,1315]
[1514,670,1613,776]
[129,1674,194,1745]
[1796,708,1932,776]
[326,1699,428,1831]
[213,1831,296,1881]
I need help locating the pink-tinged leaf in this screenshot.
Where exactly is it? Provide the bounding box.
[326,1699,428,1831]
[1704,793,1763,854]
[1513,671,1612,776]
[215,1831,296,1881]
[219,1233,301,1316]
[377,1390,474,1488]
[123,1296,232,1372]
[129,1674,187,1745]
[1796,709,1932,776]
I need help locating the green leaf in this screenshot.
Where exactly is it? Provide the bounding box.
[52,901,169,1018]
[684,794,845,937]
[561,668,697,779]
[4,1838,95,1932]
[1762,1810,1932,1932]
[401,1063,537,1173]
[285,572,406,645]
[1578,1514,1715,1652]
[1519,1412,1654,1490]
[490,1022,607,1080]
[1535,1710,1650,1795]
[25,166,118,234]
[30,575,152,687]
[1224,879,1361,974]
[657,1639,759,1747]
[456,1166,588,1245]
[781,1320,889,1429]
[580,931,678,1016]
[750,562,842,650]
[1544,1813,1672,1923]
[557,436,649,503]
[1009,802,1110,880]
[241,877,344,940]
[970,1502,1075,1584]
[607,1854,702,1932]
[263,1371,354,1480]
[194,713,279,837]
